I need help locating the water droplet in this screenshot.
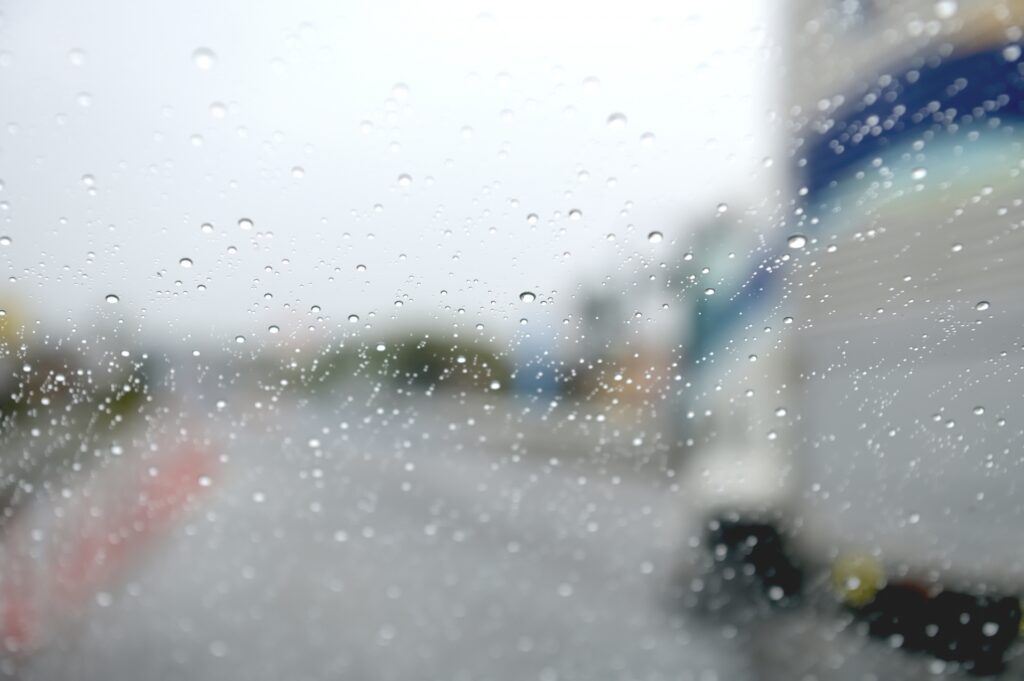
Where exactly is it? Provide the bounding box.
[209,101,227,119]
[291,166,305,179]
[105,294,119,304]
[787,234,807,249]
[192,48,217,71]
[179,257,193,268]
[0,236,10,246]
[975,300,990,311]
[347,314,359,323]
[640,132,656,147]
[375,343,386,352]
[647,231,663,243]
[81,174,96,187]
[911,167,928,181]
[397,173,412,187]
[526,213,539,226]
[951,243,963,252]
[568,209,582,220]
[1003,45,1022,62]
[716,202,729,214]
[268,325,279,334]
[606,113,627,130]
[234,335,246,344]
[200,223,214,234]
[356,264,366,272]
[238,217,253,230]
[519,291,536,303]
[775,407,787,417]
[973,406,985,415]
[704,288,715,296]
[934,1,958,19]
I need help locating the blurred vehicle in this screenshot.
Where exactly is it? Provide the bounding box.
[679,2,1024,674]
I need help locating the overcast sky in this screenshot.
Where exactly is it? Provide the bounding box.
[0,0,776,350]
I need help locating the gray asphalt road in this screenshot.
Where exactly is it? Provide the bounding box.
[14,395,750,681]
[10,393,1015,681]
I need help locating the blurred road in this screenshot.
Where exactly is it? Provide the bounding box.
[10,394,1018,681]
[14,396,750,681]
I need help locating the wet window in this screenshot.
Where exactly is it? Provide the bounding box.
[0,1,1022,679]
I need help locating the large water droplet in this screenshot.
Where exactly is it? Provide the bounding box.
[238,217,253,230]
[647,231,663,243]
[975,300,990,311]
[201,223,214,234]
[397,174,412,187]
[105,294,119,304]
[268,325,280,334]
[192,48,217,71]
[347,314,359,323]
[0,236,10,246]
[519,291,536,303]
[179,257,193,268]
[568,209,582,220]
[911,167,928,181]
[606,113,627,130]
[934,0,958,19]
[787,234,807,249]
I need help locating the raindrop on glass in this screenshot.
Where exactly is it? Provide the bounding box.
[606,113,627,130]
[192,48,217,71]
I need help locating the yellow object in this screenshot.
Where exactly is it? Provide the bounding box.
[831,552,884,607]
[0,297,26,346]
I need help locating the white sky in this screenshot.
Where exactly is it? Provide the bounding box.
[0,0,776,350]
